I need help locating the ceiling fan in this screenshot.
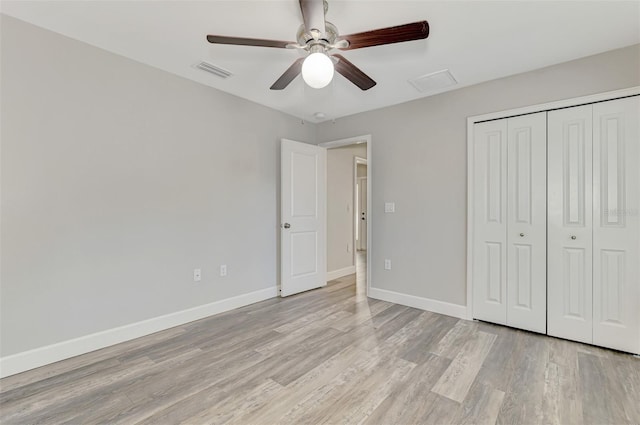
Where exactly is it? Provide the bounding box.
[206,0,429,91]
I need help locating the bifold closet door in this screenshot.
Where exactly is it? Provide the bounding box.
[592,97,640,354]
[473,119,508,325]
[473,113,546,331]
[506,112,547,333]
[548,97,640,353]
[547,104,594,344]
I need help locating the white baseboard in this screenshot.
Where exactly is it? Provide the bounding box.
[0,286,278,378]
[327,265,356,282]
[368,287,468,320]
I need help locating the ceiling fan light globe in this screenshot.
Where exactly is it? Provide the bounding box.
[301,52,334,89]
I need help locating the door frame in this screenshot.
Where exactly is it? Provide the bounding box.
[466,86,640,321]
[319,135,372,296]
[354,157,368,254]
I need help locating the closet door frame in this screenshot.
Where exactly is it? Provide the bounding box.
[466,86,640,322]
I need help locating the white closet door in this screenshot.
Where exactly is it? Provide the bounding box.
[592,96,640,354]
[473,119,508,325]
[506,113,547,333]
[547,105,594,344]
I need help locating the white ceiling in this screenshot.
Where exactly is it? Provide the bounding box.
[2,1,639,123]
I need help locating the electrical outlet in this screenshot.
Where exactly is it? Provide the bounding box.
[385,202,395,213]
[193,268,201,282]
[384,259,392,270]
[220,265,227,277]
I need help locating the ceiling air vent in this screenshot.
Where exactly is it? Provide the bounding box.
[194,61,232,79]
[408,69,457,93]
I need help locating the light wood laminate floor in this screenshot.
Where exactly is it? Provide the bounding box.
[1,257,639,424]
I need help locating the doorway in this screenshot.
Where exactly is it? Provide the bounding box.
[319,136,371,296]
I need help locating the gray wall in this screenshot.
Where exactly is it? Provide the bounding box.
[0,16,315,356]
[318,43,640,306]
[327,144,367,272]
[357,164,367,178]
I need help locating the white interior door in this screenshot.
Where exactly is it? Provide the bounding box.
[547,105,594,344]
[358,177,367,250]
[592,96,640,354]
[281,139,327,297]
[506,112,547,333]
[473,119,508,325]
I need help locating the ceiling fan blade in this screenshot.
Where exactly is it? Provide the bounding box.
[270,58,305,90]
[299,0,326,35]
[339,21,429,50]
[332,54,376,91]
[206,35,291,49]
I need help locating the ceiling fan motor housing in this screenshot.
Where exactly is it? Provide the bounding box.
[297,21,339,47]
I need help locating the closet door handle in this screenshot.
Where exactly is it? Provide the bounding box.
[571,235,577,240]
[519,233,525,237]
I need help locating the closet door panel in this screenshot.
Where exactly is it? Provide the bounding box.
[547,105,594,344]
[592,96,640,354]
[506,112,547,333]
[473,119,508,325]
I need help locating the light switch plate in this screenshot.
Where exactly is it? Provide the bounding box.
[385,202,395,213]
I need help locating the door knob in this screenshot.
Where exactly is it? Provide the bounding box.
[571,235,576,240]
[519,233,525,237]
[283,223,291,229]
